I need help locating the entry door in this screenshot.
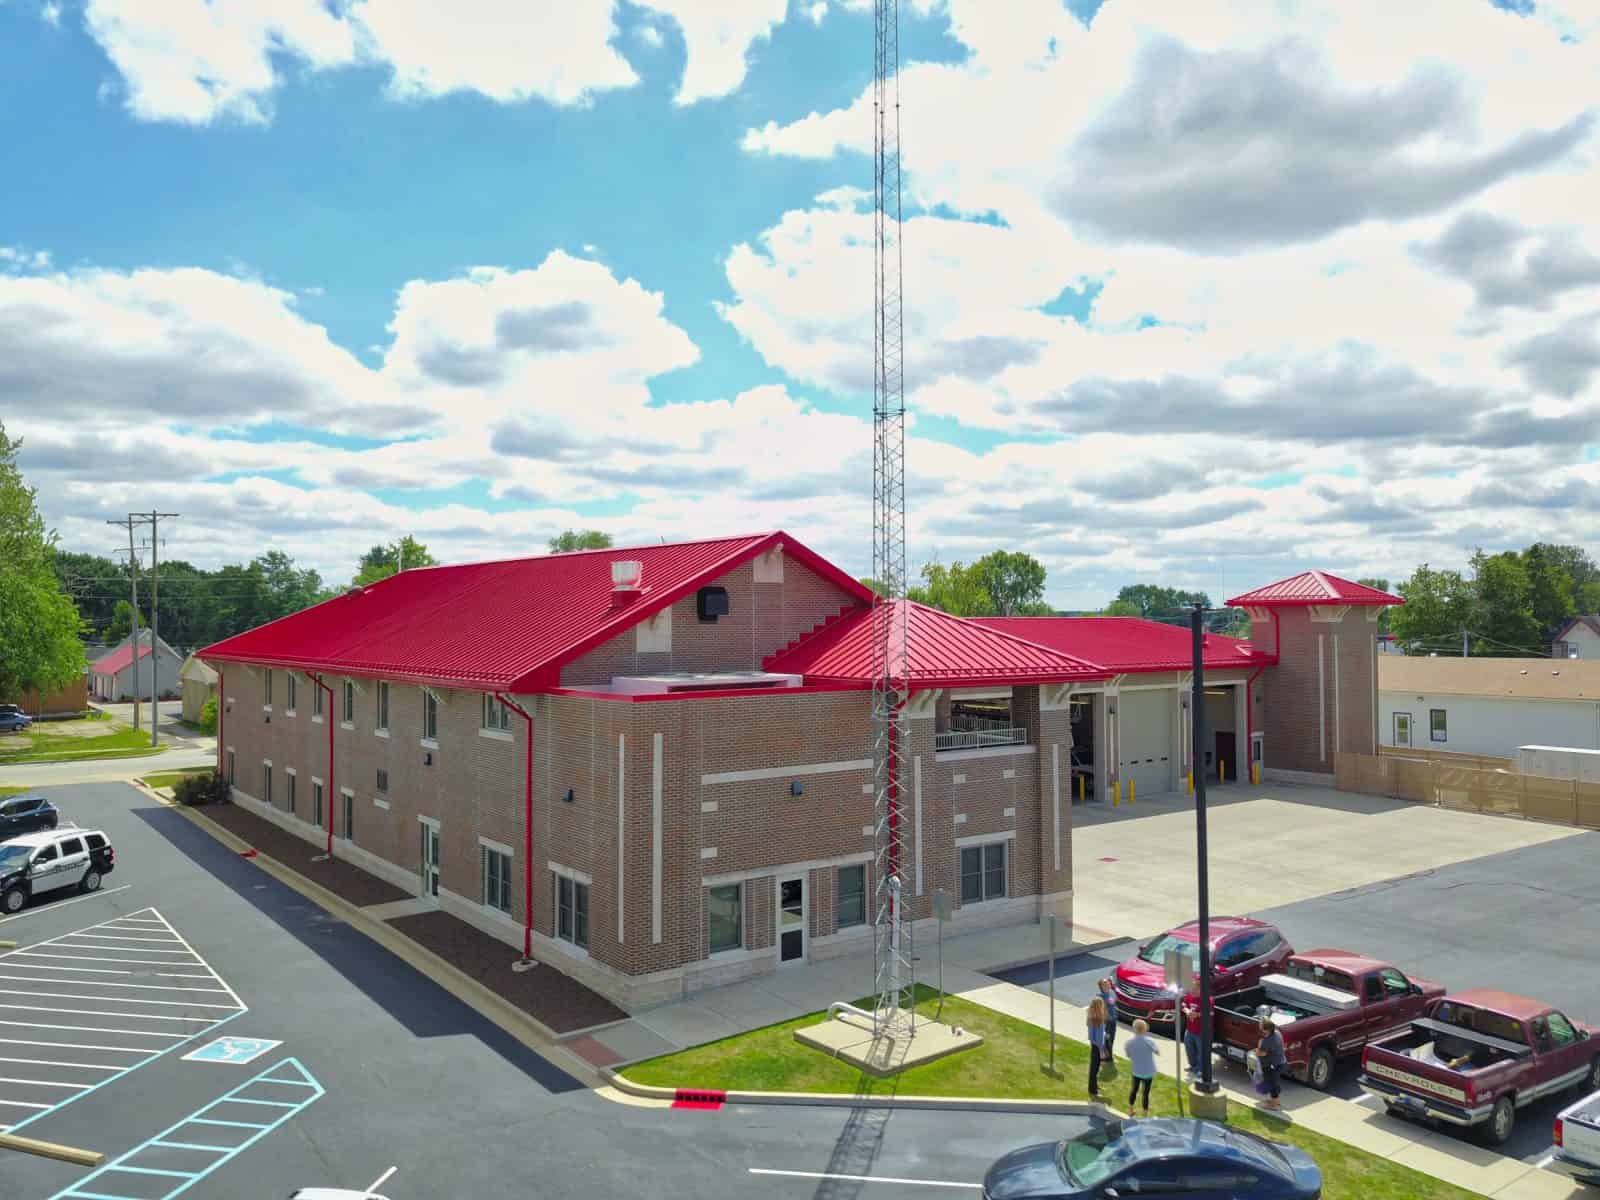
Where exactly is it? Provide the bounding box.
[778,876,806,965]
[421,825,441,898]
[1393,712,1412,748]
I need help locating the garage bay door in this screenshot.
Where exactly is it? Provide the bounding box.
[1119,689,1174,797]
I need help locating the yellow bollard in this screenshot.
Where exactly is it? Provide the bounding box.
[1078,773,1085,803]
[1220,760,1226,784]
[1113,779,1120,807]
[1252,762,1260,786]
[1129,779,1136,805]
[1186,770,1194,796]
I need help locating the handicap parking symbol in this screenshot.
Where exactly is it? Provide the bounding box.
[183,1036,284,1065]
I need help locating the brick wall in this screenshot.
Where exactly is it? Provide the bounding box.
[1254,607,1381,776]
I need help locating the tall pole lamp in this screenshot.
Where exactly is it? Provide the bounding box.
[1190,603,1219,1099]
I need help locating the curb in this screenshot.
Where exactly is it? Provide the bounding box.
[600,1068,1102,1116]
[169,800,606,1090]
[977,933,1134,977]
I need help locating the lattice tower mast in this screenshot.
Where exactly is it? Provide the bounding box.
[870,0,913,1036]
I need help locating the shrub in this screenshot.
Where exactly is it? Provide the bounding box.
[174,770,230,807]
[199,696,218,735]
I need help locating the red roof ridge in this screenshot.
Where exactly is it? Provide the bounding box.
[935,606,1109,675]
[1226,570,1403,608]
[388,530,784,576]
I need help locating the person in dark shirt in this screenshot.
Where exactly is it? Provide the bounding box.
[1257,1017,1286,1110]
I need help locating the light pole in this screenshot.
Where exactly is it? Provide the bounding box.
[1191,602,1218,1096]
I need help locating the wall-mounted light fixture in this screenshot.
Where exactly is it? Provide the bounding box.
[790,781,804,797]
[423,751,433,766]
[563,788,575,804]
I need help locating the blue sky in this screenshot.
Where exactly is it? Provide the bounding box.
[2,1,1597,607]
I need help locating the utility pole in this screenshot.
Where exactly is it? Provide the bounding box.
[107,518,143,731]
[1462,629,1469,658]
[1190,602,1218,1097]
[139,512,180,747]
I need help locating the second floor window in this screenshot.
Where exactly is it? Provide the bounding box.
[423,691,439,741]
[482,694,511,731]
[342,681,355,724]
[313,683,324,718]
[264,669,273,706]
[377,682,389,731]
[286,673,297,712]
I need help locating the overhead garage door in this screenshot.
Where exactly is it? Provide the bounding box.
[1119,689,1174,797]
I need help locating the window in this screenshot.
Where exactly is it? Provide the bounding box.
[85,833,106,851]
[1547,1012,1580,1046]
[286,673,297,712]
[264,669,272,706]
[342,792,354,841]
[287,773,297,815]
[959,843,1006,903]
[313,684,324,718]
[1364,974,1383,1002]
[377,682,389,731]
[555,875,589,949]
[483,848,512,915]
[1393,712,1412,748]
[837,864,867,929]
[313,782,324,826]
[33,844,58,865]
[59,836,83,856]
[1216,936,1256,969]
[707,883,741,953]
[1430,708,1448,742]
[423,691,439,741]
[482,694,511,732]
[376,768,389,795]
[342,680,355,725]
[227,750,235,784]
[263,763,273,806]
[1380,968,1412,998]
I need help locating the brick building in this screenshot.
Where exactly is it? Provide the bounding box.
[201,535,1396,1009]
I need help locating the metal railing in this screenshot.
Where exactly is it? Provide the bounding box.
[934,726,1028,752]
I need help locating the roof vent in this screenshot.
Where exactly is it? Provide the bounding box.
[611,560,644,593]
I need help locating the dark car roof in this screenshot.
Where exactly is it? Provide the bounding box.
[1,794,47,805]
[1119,1119,1290,1174]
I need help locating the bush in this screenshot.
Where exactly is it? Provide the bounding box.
[174,770,230,807]
[199,696,217,735]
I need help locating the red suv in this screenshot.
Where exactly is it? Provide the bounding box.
[1112,916,1293,1028]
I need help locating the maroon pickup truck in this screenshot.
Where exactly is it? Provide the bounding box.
[1360,990,1600,1146]
[1194,949,1444,1091]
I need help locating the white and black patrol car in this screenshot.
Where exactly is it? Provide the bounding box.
[0,826,115,913]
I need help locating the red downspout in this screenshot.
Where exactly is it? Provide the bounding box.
[313,673,335,855]
[497,693,535,961]
[216,669,225,777]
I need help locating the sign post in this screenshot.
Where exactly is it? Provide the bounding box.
[1164,949,1195,1115]
[1047,914,1059,1074]
[932,888,951,1016]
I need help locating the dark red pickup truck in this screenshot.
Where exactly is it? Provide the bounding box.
[1360,990,1600,1145]
[1195,949,1444,1091]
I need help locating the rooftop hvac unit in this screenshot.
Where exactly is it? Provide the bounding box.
[611,560,643,592]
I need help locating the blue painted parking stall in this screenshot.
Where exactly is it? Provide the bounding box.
[47,1057,325,1200]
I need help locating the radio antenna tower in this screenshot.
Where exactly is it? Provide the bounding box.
[869,0,912,1037]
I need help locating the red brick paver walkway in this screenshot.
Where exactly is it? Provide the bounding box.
[201,802,410,907]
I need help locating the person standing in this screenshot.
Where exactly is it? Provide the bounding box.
[1098,977,1118,1055]
[1125,1019,1158,1117]
[1087,997,1111,1100]
[1257,1017,1286,1110]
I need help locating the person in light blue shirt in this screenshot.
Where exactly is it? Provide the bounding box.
[1098,976,1118,1055]
[1125,1018,1159,1116]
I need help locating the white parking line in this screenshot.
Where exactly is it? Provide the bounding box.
[0,1037,152,1054]
[1534,1152,1557,1169]
[0,961,135,975]
[0,1076,90,1090]
[368,1166,399,1192]
[56,933,184,945]
[0,1099,50,1110]
[0,1056,123,1071]
[0,1019,185,1038]
[0,885,132,924]
[0,975,230,992]
[0,987,240,1007]
[749,1168,979,1190]
[11,951,205,966]
[5,1004,217,1022]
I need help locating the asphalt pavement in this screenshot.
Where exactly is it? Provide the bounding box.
[996,830,1600,1166]
[2,783,1086,1200]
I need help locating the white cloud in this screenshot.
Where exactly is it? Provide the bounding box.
[40,2,60,27]
[630,0,788,105]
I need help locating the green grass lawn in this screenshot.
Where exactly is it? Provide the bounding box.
[0,786,30,798]
[140,768,213,790]
[0,724,167,764]
[623,987,1482,1200]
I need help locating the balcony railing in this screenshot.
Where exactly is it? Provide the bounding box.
[935,726,1028,752]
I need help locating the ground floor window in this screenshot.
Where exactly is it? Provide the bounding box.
[707,883,742,953]
[837,864,866,928]
[484,847,512,915]
[342,791,354,841]
[286,773,296,814]
[555,874,589,949]
[226,750,235,785]
[313,782,323,827]
[263,763,272,806]
[1430,708,1448,743]
[960,842,1007,903]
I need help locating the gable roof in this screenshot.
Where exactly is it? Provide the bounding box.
[1552,615,1600,644]
[765,599,1106,688]
[1379,655,1600,701]
[199,532,871,692]
[1227,570,1403,608]
[975,616,1269,674]
[180,654,218,685]
[92,642,152,676]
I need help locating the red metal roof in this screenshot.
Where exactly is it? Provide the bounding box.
[1227,571,1403,608]
[976,617,1268,674]
[201,532,873,692]
[766,600,1106,688]
[92,643,152,676]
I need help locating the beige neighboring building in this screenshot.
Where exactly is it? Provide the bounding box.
[1551,616,1600,660]
[1379,656,1600,759]
[180,655,218,724]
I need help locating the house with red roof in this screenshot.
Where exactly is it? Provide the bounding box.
[89,631,184,703]
[200,535,1398,1008]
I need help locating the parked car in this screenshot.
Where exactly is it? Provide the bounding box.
[0,828,115,914]
[1113,916,1293,1028]
[1360,990,1600,1145]
[0,709,32,733]
[0,794,60,841]
[982,1118,1322,1200]
[1555,1090,1600,1186]
[1196,949,1444,1090]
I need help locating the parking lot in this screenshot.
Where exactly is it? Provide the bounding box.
[998,828,1600,1165]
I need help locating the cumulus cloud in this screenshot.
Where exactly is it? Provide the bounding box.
[1413,212,1600,312]
[630,0,788,105]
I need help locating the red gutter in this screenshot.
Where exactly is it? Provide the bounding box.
[497,693,536,961]
[311,673,335,855]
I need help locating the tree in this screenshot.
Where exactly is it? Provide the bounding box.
[353,536,437,587]
[105,599,145,643]
[548,529,612,553]
[1357,578,1393,635]
[0,422,86,698]
[1111,584,1210,621]
[1518,543,1580,640]
[1389,564,1475,653]
[1469,550,1543,656]
[907,560,993,616]
[1102,599,1143,617]
[972,550,1047,617]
